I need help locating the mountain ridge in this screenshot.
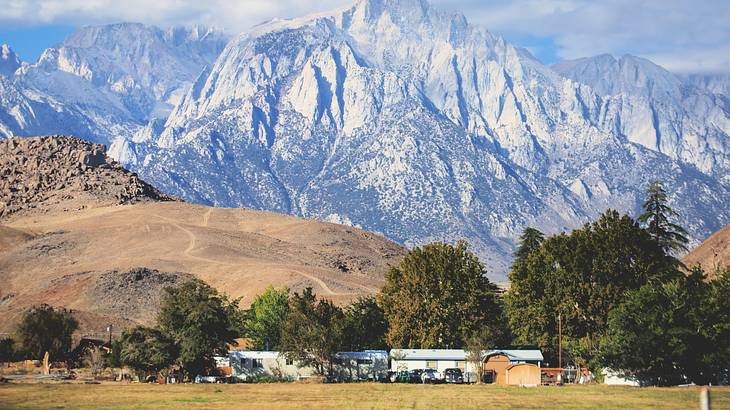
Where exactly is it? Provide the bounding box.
[0,0,728,280]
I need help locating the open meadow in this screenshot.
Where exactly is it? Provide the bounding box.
[0,383,728,409]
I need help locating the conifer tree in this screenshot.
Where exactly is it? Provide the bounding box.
[514,228,544,260]
[639,181,689,253]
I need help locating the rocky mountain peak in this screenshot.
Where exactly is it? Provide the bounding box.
[0,44,21,77]
[552,53,683,99]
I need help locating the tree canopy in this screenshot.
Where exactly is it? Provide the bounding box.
[15,304,78,361]
[157,279,243,376]
[342,296,388,351]
[279,287,346,376]
[602,267,728,385]
[379,241,506,349]
[243,286,290,350]
[505,210,679,368]
[0,337,16,363]
[118,326,177,378]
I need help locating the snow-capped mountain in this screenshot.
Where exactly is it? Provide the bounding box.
[1,0,728,281]
[1,24,228,144]
[681,73,730,99]
[0,45,21,77]
[552,54,729,180]
[128,0,728,279]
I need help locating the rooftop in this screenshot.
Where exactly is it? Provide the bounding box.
[389,349,544,362]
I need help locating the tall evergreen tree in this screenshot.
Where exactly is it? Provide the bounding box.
[515,228,544,260]
[639,181,689,253]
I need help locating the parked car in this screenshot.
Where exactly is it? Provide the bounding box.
[408,369,424,383]
[443,368,464,384]
[421,368,442,384]
[389,370,411,383]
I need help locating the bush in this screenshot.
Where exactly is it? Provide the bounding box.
[0,338,16,363]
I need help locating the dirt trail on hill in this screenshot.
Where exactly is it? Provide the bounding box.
[0,136,405,336]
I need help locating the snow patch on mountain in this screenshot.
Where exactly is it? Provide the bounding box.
[129,0,730,280]
[0,45,21,77]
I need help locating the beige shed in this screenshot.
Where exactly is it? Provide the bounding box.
[505,363,541,386]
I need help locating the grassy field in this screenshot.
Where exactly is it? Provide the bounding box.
[0,383,728,409]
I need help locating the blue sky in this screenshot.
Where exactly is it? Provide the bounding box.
[0,24,75,61]
[0,0,728,74]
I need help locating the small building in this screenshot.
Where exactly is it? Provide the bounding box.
[505,363,541,386]
[389,349,543,384]
[229,350,388,381]
[482,351,543,385]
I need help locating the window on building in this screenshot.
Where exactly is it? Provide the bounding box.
[240,358,247,366]
[456,361,465,371]
[356,359,372,365]
[286,358,294,366]
[252,358,263,369]
[426,361,437,369]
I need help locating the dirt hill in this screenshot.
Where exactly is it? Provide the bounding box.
[0,137,405,337]
[683,224,730,276]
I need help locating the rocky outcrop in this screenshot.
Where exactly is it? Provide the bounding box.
[0,136,176,219]
[90,267,194,325]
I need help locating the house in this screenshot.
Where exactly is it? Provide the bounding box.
[389,349,544,384]
[229,350,388,381]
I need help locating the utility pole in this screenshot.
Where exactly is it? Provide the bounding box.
[558,313,563,384]
[107,324,113,346]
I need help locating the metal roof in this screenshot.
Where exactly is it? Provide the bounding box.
[389,349,543,362]
[229,351,282,359]
[335,350,388,360]
[229,350,388,360]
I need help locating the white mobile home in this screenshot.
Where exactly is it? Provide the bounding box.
[229,350,388,381]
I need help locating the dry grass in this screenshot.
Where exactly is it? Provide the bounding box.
[0,202,405,335]
[683,223,730,277]
[0,383,727,409]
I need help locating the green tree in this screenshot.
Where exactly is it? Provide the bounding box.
[15,304,78,362]
[108,339,123,368]
[601,268,709,385]
[506,210,678,369]
[157,279,242,377]
[698,267,730,384]
[515,228,544,260]
[343,296,388,351]
[119,326,176,379]
[639,181,689,253]
[243,286,290,350]
[379,241,506,349]
[280,288,346,376]
[0,337,16,363]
